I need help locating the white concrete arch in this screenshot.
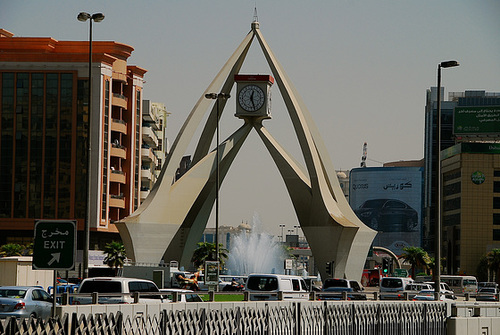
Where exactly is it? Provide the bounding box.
[115,21,376,281]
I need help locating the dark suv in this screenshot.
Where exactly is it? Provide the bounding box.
[321,279,366,300]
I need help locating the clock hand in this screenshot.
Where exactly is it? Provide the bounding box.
[250,91,256,110]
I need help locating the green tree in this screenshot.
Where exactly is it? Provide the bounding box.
[191,242,228,270]
[103,241,126,275]
[0,243,25,257]
[486,248,500,285]
[400,246,431,279]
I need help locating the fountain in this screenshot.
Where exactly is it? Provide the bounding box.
[226,213,287,275]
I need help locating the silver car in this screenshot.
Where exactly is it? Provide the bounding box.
[476,287,499,302]
[0,286,53,319]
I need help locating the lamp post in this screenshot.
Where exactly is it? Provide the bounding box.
[78,12,105,279]
[279,224,285,242]
[204,92,230,267]
[435,60,459,298]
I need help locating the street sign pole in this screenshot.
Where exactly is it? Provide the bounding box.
[52,271,57,318]
[33,220,76,318]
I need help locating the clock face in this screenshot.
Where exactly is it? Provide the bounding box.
[238,85,265,112]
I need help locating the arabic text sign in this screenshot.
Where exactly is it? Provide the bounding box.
[454,106,500,135]
[33,220,76,270]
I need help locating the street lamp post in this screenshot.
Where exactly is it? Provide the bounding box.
[78,12,105,279]
[204,92,230,267]
[435,60,459,298]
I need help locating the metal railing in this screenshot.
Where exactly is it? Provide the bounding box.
[0,300,449,335]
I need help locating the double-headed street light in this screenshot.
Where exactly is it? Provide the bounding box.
[435,60,459,298]
[78,12,105,279]
[204,92,230,268]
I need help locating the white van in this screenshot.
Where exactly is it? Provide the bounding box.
[73,277,164,304]
[245,274,309,301]
[379,277,414,300]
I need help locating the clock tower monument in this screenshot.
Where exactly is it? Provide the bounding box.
[235,74,274,119]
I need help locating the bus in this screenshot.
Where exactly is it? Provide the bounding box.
[440,275,478,295]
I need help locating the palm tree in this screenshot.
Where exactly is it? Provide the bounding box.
[0,243,25,257]
[400,246,431,279]
[191,242,228,270]
[486,249,500,285]
[103,241,127,275]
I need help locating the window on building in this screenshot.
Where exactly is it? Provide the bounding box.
[494,229,500,241]
[444,198,461,211]
[494,170,500,177]
[444,182,461,196]
[444,171,461,182]
[444,213,460,227]
[494,181,500,193]
[494,198,500,210]
[494,214,500,225]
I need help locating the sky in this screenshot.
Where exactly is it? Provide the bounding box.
[2,0,500,237]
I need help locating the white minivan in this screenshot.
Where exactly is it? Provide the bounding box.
[73,277,164,304]
[245,274,309,301]
[379,277,414,300]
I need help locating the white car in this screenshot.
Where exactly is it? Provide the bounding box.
[424,282,454,296]
[196,277,232,291]
[73,277,164,305]
[159,289,203,302]
[412,289,456,301]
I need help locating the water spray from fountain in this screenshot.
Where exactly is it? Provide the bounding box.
[226,212,288,275]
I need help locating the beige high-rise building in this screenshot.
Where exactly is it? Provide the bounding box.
[441,142,500,276]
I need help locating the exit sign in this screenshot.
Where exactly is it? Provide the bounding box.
[33,220,76,270]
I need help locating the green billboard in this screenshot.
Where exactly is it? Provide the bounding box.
[454,106,500,135]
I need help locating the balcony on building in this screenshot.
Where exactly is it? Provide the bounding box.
[141,144,158,166]
[111,141,127,159]
[111,118,127,135]
[143,100,158,124]
[140,187,150,201]
[142,124,159,148]
[141,166,152,181]
[109,168,126,184]
[109,193,125,209]
[112,93,128,109]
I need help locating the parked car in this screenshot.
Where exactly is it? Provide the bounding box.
[196,273,232,291]
[73,277,164,305]
[412,289,455,301]
[317,278,365,300]
[319,287,367,300]
[0,286,53,319]
[379,277,415,300]
[159,289,203,302]
[303,276,322,292]
[423,282,455,296]
[478,282,498,290]
[245,274,309,301]
[476,287,499,302]
[403,283,433,300]
[354,199,418,232]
